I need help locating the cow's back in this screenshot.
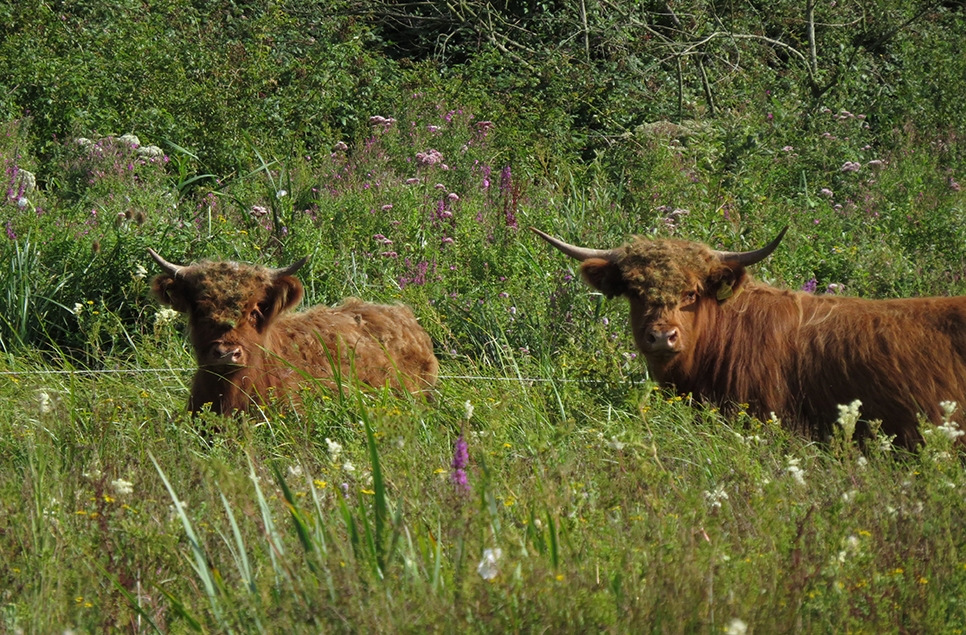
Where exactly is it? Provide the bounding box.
[274,298,439,392]
[682,287,966,447]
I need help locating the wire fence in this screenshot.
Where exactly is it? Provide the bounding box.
[0,367,646,385]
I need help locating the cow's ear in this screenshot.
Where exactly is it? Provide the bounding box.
[580,258,627,298]
[265,275,304,319]
[708,263,748,303]
[151,275,191,312]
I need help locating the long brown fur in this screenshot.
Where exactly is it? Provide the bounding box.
[576,235,966,449]
[151,258,438,415]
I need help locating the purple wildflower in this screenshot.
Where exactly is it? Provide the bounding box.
[841,161,861,172]
[451,436,470,491]
[5,221,15,241]
[499,166,512,196]
[802,278,818,293]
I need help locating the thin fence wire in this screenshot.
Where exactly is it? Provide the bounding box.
[0,367,645,385]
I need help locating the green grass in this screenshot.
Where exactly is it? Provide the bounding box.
[2,1,966,631]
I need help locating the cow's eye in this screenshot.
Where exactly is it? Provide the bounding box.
[249,307,264,326]
[683,290,698,304]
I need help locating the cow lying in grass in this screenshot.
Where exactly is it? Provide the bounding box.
[533,226,966,449]
[148,249,439,414]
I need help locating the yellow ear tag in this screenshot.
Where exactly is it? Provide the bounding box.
[716,281,734,301]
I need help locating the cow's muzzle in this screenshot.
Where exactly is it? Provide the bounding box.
[202,341,248,368]
[642,327,680,355]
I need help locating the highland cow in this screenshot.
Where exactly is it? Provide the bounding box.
[533,226,966,449]
[148,250,439,414]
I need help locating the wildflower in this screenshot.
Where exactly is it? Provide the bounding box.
[326,438,343,460]
[5,221,15,241]
[340,482,349,498]
[72,303,85,316]
[441,237,454,246]
[951,178,962,192]
[381,204,393,211]
[111,479,134,496]
[802,278,818,293]
[925,401,964,441]
[16,197,28,209]
[415,149,444,167]
[781,145,794,152]
[820,188,834,198]
[118,134,141,148]
[343,461,355,473]
[499,165,512,195]
[155,308,179,326]
[725,618,748,635]
[427,125,441,133]
[786,456,806,486]
[405,177,420,185]
[826,283,844,294]
[447,192,460,202]
[287,465,303,479]
[133,263,148,280]
[841,161,861,172]
[276,189,288,199]
[434,183,446,190]
[836,399,862,440]
[451,435,470,490]
[477,547,503,580]
[37,391,53,414]
[464,400,475,420]
[704,485,729,510]
[250,205,269,217]
[137,145,164,158]
[333,141,348,152]
[476,121,495,132]
[867,159,884,169]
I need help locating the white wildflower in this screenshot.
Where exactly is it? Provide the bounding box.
[841,489,858,503]
[71,302,84,316]
[836,399,862,440]
[276,189,288,199]
[325,438,343,460]
[856,455,868,469]
[118,134,141,148]
[37,391,54,414]
[132,263,148,280]
[786,456,806,486]
[464,400,474,420]
[724,618,748,635]
[287,465,303,479]
[704,485,729,510]
[477,547,503,580]
[17,196,28,209]
[924,401,964,442]
[136,145,164,158]
[605,436,625,451]
[342,461,355,473]
[154,308,179,326]
[111,479,134,496]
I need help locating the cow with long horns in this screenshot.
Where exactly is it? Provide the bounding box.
[533,226,966,449]
[148,250,439,414]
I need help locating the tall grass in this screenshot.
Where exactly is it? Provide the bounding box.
[2,3,966,630]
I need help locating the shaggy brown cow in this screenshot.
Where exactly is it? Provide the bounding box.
[533,226,966,449]
[148,250,439,414]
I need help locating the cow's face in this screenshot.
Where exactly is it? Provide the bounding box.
[580,239,747,369]
[151,260,304,370]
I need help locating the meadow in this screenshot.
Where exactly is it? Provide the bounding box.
[2,1,966,633]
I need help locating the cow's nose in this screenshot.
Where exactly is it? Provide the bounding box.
[212,342,244,364]
[646,327,679,352]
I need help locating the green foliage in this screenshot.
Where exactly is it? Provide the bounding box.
[1,0,966,631]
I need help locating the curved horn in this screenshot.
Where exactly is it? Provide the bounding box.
[270,255,310,279]
[147,248,186,278]
[530,227,619,262]
[714,226,789,267]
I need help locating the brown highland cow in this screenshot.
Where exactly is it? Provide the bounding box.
[533,226,966,449]
[149,250,438,414]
